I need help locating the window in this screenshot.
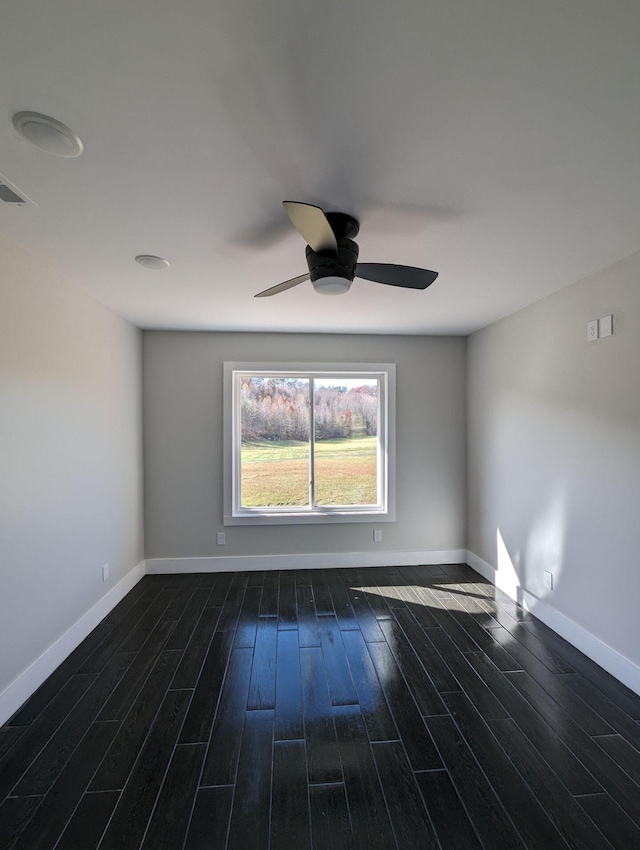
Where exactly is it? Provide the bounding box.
[224,363,395,524]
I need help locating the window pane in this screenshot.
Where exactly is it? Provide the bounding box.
[313,378,379,506]
[239,377,310,507]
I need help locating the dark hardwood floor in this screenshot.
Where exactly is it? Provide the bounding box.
[2,563,640,849]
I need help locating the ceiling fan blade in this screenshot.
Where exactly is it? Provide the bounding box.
[254,272,310,298]
[283,201,338,254]
[356,263,438,290]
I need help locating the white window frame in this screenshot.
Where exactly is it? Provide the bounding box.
[223,362,396,525]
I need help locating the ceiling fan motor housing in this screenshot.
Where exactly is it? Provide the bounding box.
[306,237,359,283]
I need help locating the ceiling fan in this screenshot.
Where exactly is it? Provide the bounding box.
[255,201,439,297]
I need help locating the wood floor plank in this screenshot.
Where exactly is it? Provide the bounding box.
[300,646,343,784]
[162,586,198,622]
[507,667,615,736]
[505,669,640,825]
[55,791,120,850]
[74,597,156,677]
[521,619,640,719]
[464,649,602,795]
[297,583,321,647]
[371,741,439,849]
[309,783,354,850]
[563,673,640,750]
[390,608,460,692]
[165,587,212,651]
[415,770,482,850]
[248,570,266,587]
[327,580,359,629]
[340,629,398,742]
[378,618,447,717]
[7,619,116,725]
[140,743,206,850]
[0,674,96,801]
[258,571,279,617]
[215,573,248,631]
[497,619,575,674]
[98,689,191,849]
[278,572,298,630]
[226,710,273,850]
[90,649,183,792]
[11,721,120,850]
[366,641,442,771]
[170,605,222,690]
[117,588,176,652]
[426,714,526,850]
[310,570,336,616]
[271,740,312,850]
[200,647,253,786]
[489,623,570,679]
[184,785,233,850]
[487,718,615,850]
[205,572,234,608]
[346,586,386,642]
[0,795,42,850]
[317,615,358,706]
[595,734,640,786]
[13,653,132,796]
[442,690,571,849]
[274,629,304,741]
[234,586,262,648]
[356,584,394,621]
[96,620,174,722]
[179,630,235,744]
[0,726,25,762]
[247,617,278,710]
[576,793,640,850]
[333,705,395,850]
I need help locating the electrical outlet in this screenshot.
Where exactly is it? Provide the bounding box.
[373,529,382,543]
[600,314,613,337]
[217,532,226,545]
[544,570,553,590]
[102,563,109,582]
[587,320,599,342]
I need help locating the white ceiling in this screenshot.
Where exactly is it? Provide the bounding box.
[2,0,640,335]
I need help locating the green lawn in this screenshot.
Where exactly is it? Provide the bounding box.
[241,436,378,506]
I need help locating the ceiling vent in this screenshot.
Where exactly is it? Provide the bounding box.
[0,173,36,206]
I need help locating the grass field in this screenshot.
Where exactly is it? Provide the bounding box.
[241,436,378,506]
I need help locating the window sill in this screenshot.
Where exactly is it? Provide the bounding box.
[224,508,395,526]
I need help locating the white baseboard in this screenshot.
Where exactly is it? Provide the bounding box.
[145,549,467,575]
[466,550,640,697]
[0,561,145,726]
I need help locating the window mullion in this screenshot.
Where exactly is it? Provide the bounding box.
[309,376,315,509]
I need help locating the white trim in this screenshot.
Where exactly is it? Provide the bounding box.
[466,550,640,698]
[145,549,467,575]
[0,561,145,726]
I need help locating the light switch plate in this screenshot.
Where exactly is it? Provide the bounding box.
[600,314,613,337]
[587,320,599,341]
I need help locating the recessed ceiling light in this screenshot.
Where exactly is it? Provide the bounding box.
[135,255,170,270]
[12,112,83,158]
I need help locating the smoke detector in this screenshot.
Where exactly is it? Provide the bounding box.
[135,255,170,270]
[12,112,83,158]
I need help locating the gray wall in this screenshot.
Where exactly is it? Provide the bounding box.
[0,236,143,697]
[467,250,640,667]
[143,331,466,559]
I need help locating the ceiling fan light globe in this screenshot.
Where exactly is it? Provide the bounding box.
[312,276,352,295]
